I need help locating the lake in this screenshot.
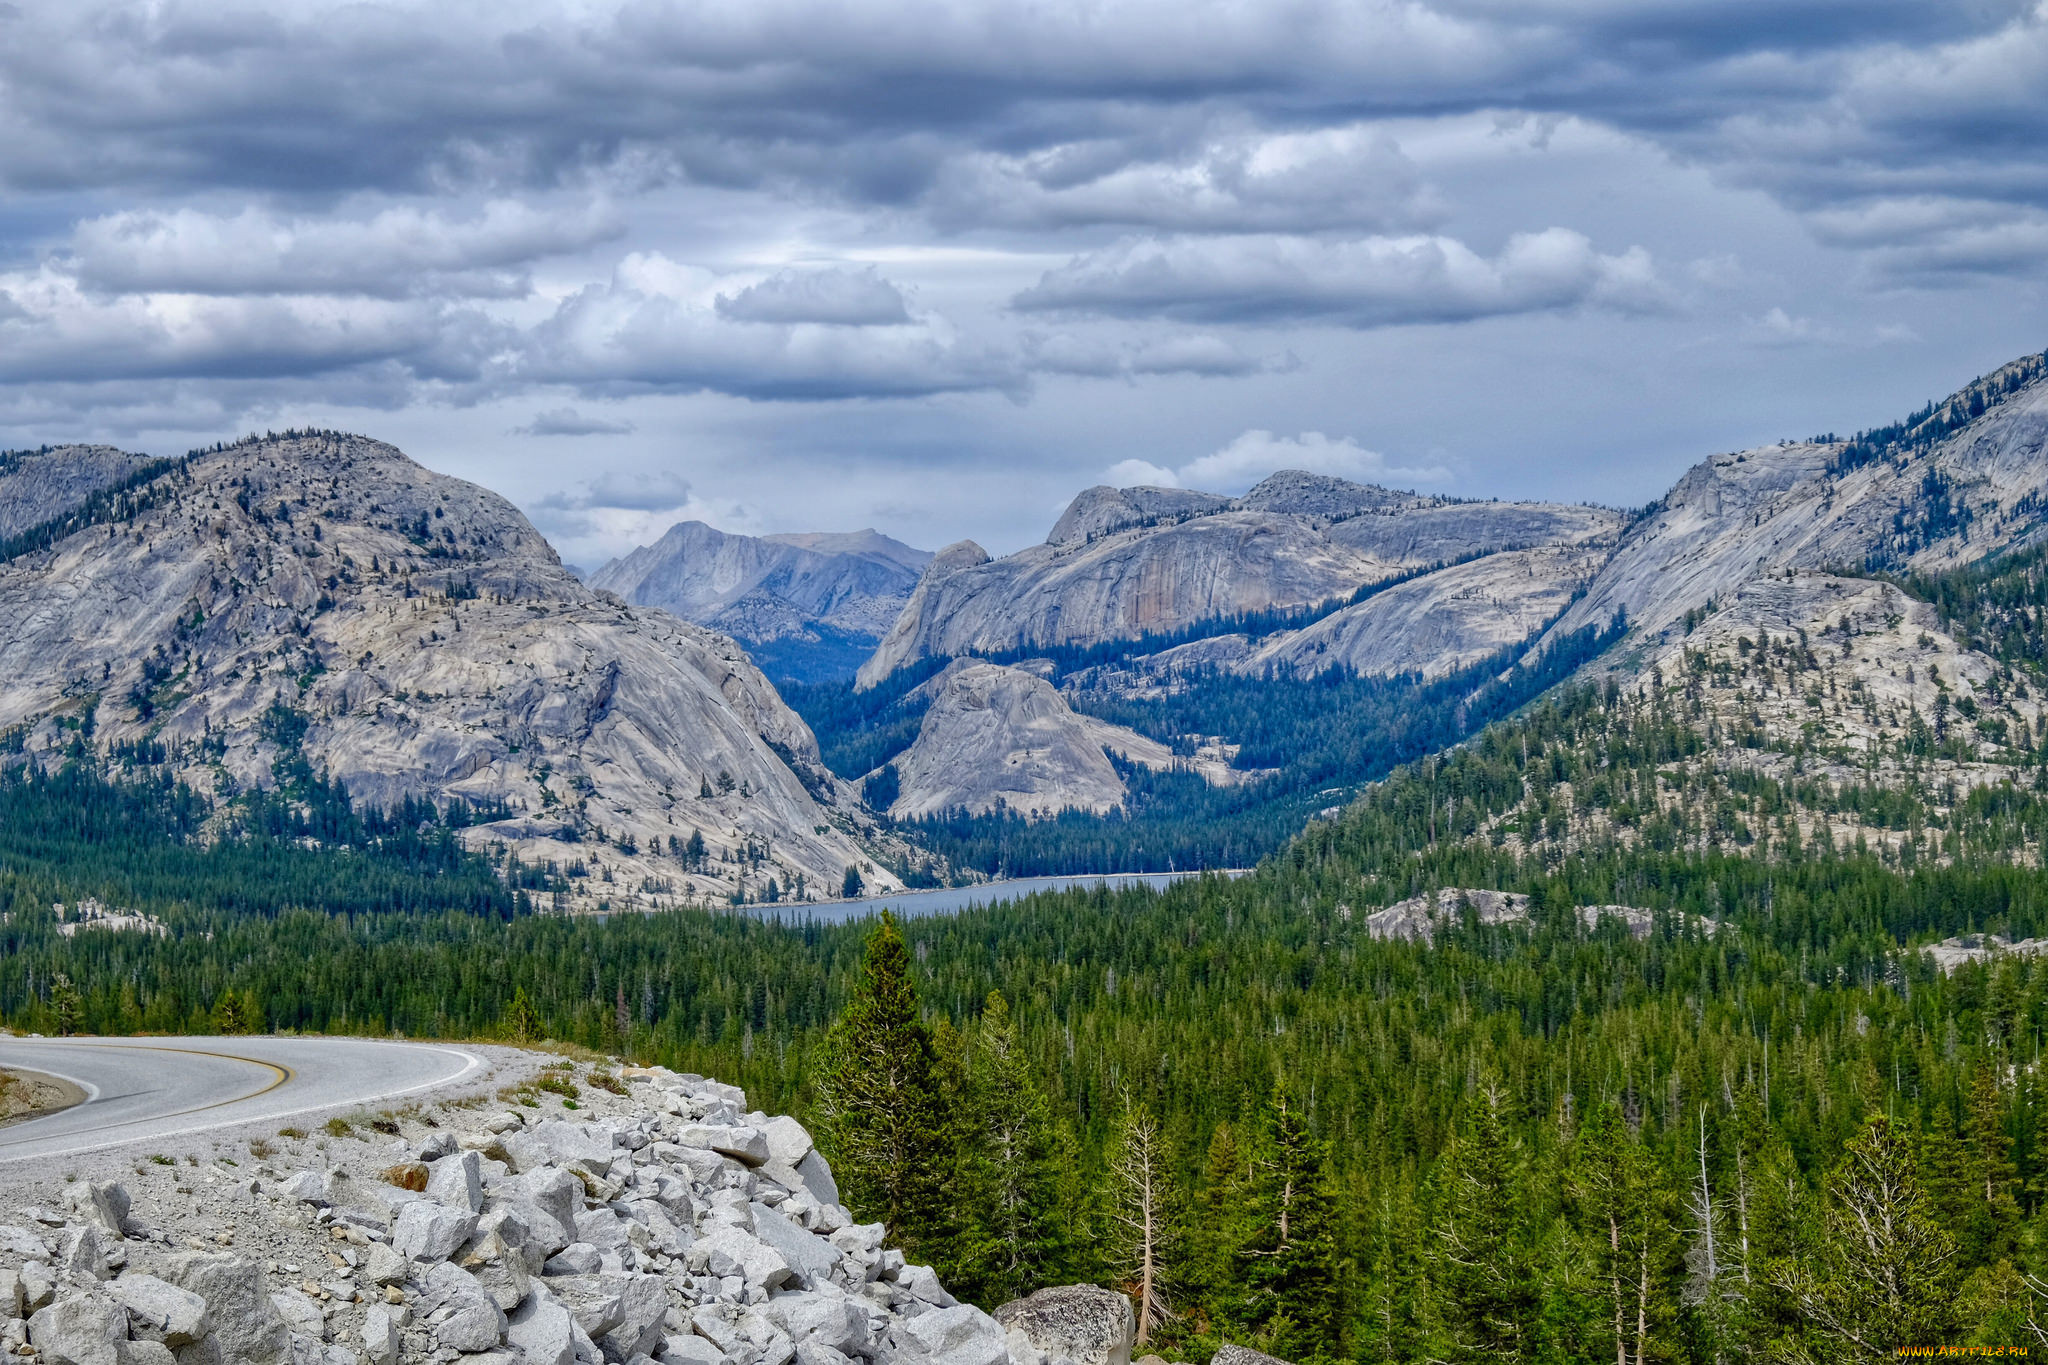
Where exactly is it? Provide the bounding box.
[746,869,1242,925]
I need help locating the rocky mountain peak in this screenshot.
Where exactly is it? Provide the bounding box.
[1044,485,1230,547]
[0,431,904,907]
[1230,469,1426,520]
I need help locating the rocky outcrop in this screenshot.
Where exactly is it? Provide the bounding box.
[883,663,1229,820]
[858,473,1622,689]
[0,1061,1123,1365]
[0,434,902,907]
[1364,888,1711,944]
[1551,351,2048,648]
[588,523,931,645]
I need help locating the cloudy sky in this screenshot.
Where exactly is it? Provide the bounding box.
[2,1,2045,564]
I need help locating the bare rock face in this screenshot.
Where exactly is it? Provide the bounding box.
[1243,545,1611,679]
[859,472,1622,689]
[885,662,1215,820]
[0,445,160,540]
[587,520,931,645]
[0,433,900,907]
[1552,351,2048,647]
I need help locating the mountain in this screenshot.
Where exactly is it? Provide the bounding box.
[1550,350,2048,648]
[857,473,1621,688]
[879,660,1240,820]
[0,432,907,907]
[589,520,932,684]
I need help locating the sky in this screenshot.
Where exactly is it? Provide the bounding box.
[1,1,2045,566]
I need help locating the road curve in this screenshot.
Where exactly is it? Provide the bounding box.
[0,1036,483,1164]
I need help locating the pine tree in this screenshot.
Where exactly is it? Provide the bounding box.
[1429,1082,1537,1364]
[208,988,261,1035]
[1187,1120,1247,1320]
[50,972,83,1036]
[502,986,544,1044]
[1965,1064,2020,1264]
[1771,1114,1959,1362]
[955,991,1063,1304]
[1234,1082,1341,1361]
[1569,1103,1676,1365]
[814,912,952,1259]
[1105,1100,1179,1346]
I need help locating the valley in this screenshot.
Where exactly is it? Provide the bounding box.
[7,348,2048,1363]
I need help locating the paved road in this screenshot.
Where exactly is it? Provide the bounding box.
[0,1036,483,1164]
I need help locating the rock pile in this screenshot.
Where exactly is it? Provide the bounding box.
[0,1067,1133,1365]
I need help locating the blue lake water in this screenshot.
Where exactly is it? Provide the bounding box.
[745,870,1242,925]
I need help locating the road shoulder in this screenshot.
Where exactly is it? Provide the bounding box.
[0,1065,87,1127]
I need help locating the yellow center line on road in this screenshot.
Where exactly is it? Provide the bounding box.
[0,1041,293,1147]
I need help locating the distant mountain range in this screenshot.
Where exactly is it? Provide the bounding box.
[803,347,2048,850]
[588,521,932,684]
[2,347,2044,898]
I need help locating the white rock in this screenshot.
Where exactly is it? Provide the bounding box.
[427,1151,485,1214]
[27,1293,129,1365]
[898,1304,1008,1365]
[661,1331,727,1365]
[108,1275,209,1347]
[747,1205,840,1291]
[762,1291,867,1356]
[62,1183,131,1240]
[163,1252,293,1365]
[420,1262,505,1353]
[506,1295,576,1365]
[269,1289,326,1343]
[896,1264,956,1308]
[361,1241,408,1287]
[359,1305,398,1365]
[543,1244,601,1277]
[392,1200,477,1263]
[674,1125,770,1167]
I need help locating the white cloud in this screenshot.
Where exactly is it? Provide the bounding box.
[67,200,625,299]
[513,406,636,436]
[1015,229,1670,326]
[716,267,914,326]
[928,125,1445,234]
[1105,430,1451,495]
[521,255,1023,401]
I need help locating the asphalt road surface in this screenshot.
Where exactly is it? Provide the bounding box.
[0,1036,483,1164]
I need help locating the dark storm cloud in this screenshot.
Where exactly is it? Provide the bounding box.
[0,0,2038,248]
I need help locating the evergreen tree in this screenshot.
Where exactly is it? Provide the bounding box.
[814,913,952,1259]
[49,972,82,1036]
[502,986,544,1044]
[1105,1100,1179,1346]
[1569,1103,1676,1365]
[1964,1064,2020,1264]
[1429,1082,1537,1364]
[209,988,261,1035]
[955,991,1064,1304]
[1234,1082,1342,1361]
[1771,1115,1959,1362]
[1187,1119,1247,1320]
